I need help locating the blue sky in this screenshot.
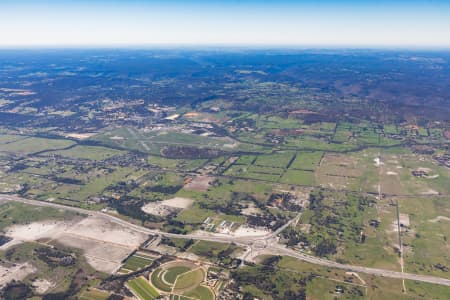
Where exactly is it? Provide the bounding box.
[1,0,450,48]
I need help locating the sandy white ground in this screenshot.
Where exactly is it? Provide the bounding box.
[1,215,148,274]
[233,226,271,237]
[32,278,55,294]
[429,216,450,223]
[0,263,35,287]
[141,197,193,216]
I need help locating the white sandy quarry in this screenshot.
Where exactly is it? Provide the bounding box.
[32,278,55,294]
[0,263,35,287]
[141,197,193,216]
[374,157,384,167]
[232,226,271,237]
[0,219,75,249]
[429,216,450,223]
[1,216,148,274]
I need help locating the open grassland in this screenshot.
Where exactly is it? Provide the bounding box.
[397,197,450,279]
[47,145,125,161]
[280,170,315,186]
[0,134,28,145]
[254,152,294,168]
[66,167,135,201]
[0,242,103,295]
[183,285,215,300]
[164,266,192,284]
[289,151,323,170]
[190,241,230,257]
[79,289,111,300]
[0,137,75,154]
[173,268,205,291]
[0,201,77,231]
[244,256,450,300]
[297,189,400,270]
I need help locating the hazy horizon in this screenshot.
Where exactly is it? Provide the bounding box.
[1,0,450,48]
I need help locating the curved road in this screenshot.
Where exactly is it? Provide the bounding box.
[2,194,450,287]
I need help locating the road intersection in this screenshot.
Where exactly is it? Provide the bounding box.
[1,194,450,287]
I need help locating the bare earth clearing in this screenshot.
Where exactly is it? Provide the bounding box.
[1,216,148,273]
[141,197,193,216]
[0,263,35,287]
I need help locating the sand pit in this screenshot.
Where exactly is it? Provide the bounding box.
[64,216,147,248]
[0,263,35,287]
[1,215,148,274]
[32,278,55,294]
[65,133,96,140]
[374,157,383,167]
[429,216,450,223]
[386,171,398,176]
[1,219,75,249]
[184,176,213,191]
[56,234,133,273]
[233,226,271,237]
[142,197,193,216]
[399,213,410,227]
[421,189,439,195]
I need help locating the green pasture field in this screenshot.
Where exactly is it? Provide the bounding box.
[279,170,315,186]
[47,145,124,161]
[0,201,77,231]
[254,152,294,168]
[173,268,205,291]
[298,189,400,270]
[79,289,111,300]
[0,134,28,145]
[67,167,134,201]
[289,151,323,171]
[189,241,230,257]
[183,285,215,300]
[234,155,256,165]
[0,137,75,154]
[164,266,192,284]
[398,197,450,279]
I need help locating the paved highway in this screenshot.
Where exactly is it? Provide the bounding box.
[2,194,450,287]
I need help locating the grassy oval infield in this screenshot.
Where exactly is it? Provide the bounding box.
[149,260,215,300]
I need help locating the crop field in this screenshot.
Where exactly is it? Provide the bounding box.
[127,276,160,300]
